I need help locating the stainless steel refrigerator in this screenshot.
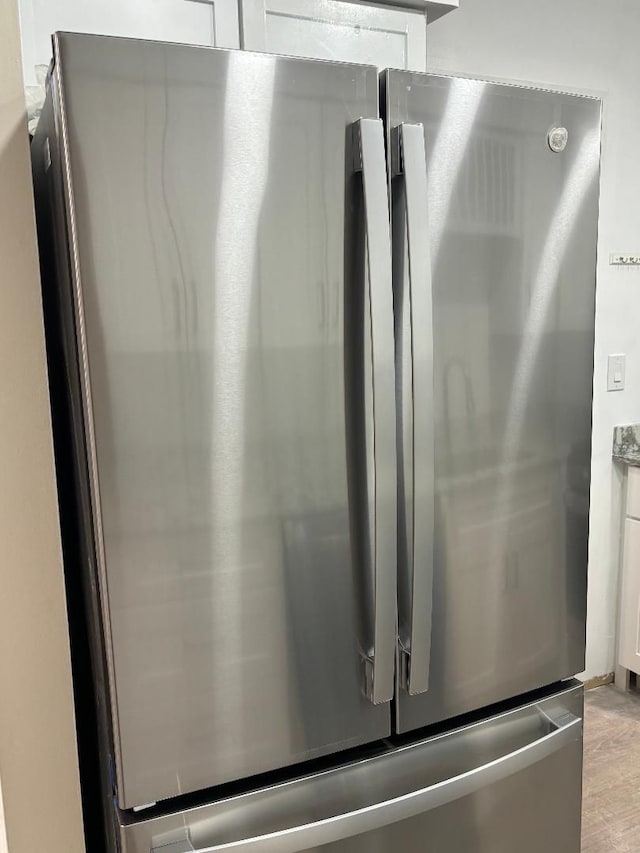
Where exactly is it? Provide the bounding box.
[32,32,601,853]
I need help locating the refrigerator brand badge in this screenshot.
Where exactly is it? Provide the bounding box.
[548,126,568,153]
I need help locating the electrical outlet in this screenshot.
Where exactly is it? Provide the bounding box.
[607,354,626,391]
[610,254,640,265]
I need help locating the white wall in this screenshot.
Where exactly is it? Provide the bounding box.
[0,0,85,850]
[427,0,640,679]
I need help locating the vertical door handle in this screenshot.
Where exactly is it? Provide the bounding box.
[392,123,434,696]
[352,118,397,705]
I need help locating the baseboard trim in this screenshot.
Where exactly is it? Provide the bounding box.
[583,673,615,690]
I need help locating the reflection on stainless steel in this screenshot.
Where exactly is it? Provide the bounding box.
[386,71,600,733]
[443,356,476,458]
[129,683,583,853]
[42,33,389,810]
[501,125,601,467]
[487,125,601,667]
[208,50,276,781]
[424,77,486,263]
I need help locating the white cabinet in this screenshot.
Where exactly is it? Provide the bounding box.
[618,471,640,676]
[19,0,461,90]
[626,465,640,521]
[19,0,240,86]
[19,0,462,89]
[240,0,427,70]
[617,466,640,680]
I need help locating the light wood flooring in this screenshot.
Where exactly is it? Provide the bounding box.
[582,684,640,852]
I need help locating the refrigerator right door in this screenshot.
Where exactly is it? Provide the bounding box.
[386,70,601,732]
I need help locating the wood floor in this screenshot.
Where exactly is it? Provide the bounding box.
[582,684,640,852]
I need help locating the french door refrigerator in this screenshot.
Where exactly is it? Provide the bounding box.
[32,32,600,853]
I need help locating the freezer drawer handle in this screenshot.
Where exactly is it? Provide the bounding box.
[392,122,434,696]
[150,711,581,853]
[351,118,397,706]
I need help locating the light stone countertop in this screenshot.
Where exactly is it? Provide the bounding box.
[613,424,640,466]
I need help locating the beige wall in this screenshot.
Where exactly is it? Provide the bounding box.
[0,0,85,850]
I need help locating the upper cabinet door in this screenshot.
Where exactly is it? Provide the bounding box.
[240,0,427,70]
[19,0,240,86]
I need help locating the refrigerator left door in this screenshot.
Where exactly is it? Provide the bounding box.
[48,32,394,809]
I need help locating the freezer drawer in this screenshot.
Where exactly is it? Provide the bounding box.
[121,681,583,853]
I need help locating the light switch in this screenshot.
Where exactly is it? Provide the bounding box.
[607,354,626,391]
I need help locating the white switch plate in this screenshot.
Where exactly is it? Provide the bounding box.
[607,354,626,391]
